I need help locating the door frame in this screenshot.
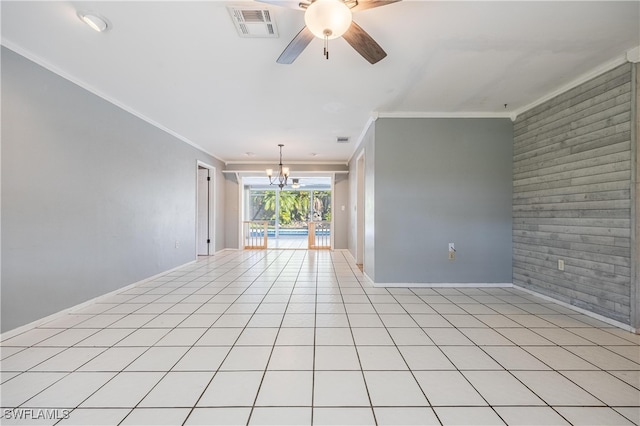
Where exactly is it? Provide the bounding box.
[355,152,365,265]
[330,173,336,250]
[238,173,335,250]
[196,161,216,256]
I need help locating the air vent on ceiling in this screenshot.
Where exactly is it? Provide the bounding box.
[336,136,350,144]
[228,7,279,38]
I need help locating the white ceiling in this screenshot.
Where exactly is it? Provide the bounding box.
[2,1,638,164]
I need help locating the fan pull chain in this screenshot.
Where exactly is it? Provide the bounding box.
[324,34,329,60]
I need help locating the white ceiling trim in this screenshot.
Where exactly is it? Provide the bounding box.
[376,111,515,120]
[511,47,637,122]
[345,44,639,164]
[224,160,349,165]
[347,113,377,165]
[0,40,227,165]
[627,46,640,63]
[347,111,514,165]
[222,170,348,174]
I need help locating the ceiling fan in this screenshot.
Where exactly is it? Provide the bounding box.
[255,0,400,64]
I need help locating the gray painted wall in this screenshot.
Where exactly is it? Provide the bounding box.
[348,149,361,258]
[373,118,513,283]
[333,174,349,250]
[224,175,240,250]
[347,123,375,272]
[513,63,636,325]
[212,168,227,254]
[363,126,377,280]
[1,47,225,332]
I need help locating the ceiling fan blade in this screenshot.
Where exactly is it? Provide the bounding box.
[350,0,401,12]
[277,26,315,64]
[253,0,309,10]
[342,21,387,64]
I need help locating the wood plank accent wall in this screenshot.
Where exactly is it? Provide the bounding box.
[513,63,634,325]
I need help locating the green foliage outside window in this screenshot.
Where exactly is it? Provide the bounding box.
[250,189,331,226]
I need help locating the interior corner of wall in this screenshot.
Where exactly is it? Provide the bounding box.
[627,46,640,64]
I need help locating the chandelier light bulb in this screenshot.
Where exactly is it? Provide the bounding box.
[304,0,353,40]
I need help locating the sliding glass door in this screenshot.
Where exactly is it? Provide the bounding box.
[243,177,332,249]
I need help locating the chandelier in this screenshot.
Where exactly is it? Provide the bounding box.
[266,144,290,189]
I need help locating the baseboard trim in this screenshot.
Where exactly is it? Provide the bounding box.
[309,248,636,333]
[363,272,374,285]
[373,282,514,288]
[0,260,196,341]
[217,248,241,253]
[513,285,637,334]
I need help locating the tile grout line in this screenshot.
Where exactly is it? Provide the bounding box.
[59,250,263,425]
[184,249,296,425]
[245,249,305,425]
[1,250,638,426]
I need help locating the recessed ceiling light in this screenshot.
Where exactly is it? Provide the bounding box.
[77,11,109,32]
[245,152,255,157]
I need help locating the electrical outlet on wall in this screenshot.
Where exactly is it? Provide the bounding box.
[558,259,565,271]
[175,240,180,249]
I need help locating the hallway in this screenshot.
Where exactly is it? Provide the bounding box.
[1,250,639,425]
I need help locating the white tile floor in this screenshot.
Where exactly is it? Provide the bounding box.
[267,236,308,250]
[1,249,639,425]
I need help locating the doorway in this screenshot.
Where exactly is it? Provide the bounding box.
[197,163,215,256]
[242,176,332,249]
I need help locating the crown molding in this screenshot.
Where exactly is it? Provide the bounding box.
[224,160,348,166]
[511,48,637,121]
[1,41,228,164]
[376,111,513,120]
[347,113,377,164]
[222,169,348,174]
[627,46,640,63]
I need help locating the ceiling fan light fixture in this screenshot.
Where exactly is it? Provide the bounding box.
[77,11,109,32]
[304,0,352,40]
